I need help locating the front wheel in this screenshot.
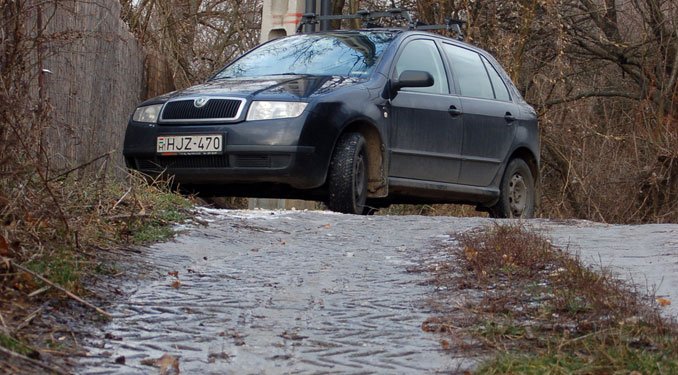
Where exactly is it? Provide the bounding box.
[327,133,368,214]
[489,158,535,218]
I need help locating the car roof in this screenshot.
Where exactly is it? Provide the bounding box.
[307,28,476,49]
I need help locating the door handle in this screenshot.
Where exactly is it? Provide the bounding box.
[504,112,516,123]
[448,106,462,117]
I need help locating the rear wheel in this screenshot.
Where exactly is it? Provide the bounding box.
[489,158,535,218]
[327,133,368,214]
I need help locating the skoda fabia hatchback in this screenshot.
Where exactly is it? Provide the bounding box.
[123,29,539,217]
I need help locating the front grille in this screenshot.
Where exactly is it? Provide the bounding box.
[230,155,291,169]
[135,155,229,171]
[160,98,243,122]
[134,154,291,171]
[231,155,272,168]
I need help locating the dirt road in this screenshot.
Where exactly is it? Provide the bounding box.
[78,209,677,374]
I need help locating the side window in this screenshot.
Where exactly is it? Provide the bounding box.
[394,39,448,95]
[442,44,494,100]
[482,56,511,101]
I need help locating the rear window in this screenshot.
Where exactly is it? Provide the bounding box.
[482,55,511,101]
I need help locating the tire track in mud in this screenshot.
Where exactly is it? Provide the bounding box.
[78,210,678,374]
[80,210,487,374]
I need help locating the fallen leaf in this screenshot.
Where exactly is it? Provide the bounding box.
[656,297,671,307]
[171,280,181,289]
[207,351,230,363]
[104,332,122,341]
[157,353,180,375]
[464,246,478,261]
[14,271,37,291]
[440,339,450,350]
[270,354,293,360]
[168,270,179,277]
[141,353,180,375]
[140,358,155,366]
[421,320,436,332]
[279,330,307,340]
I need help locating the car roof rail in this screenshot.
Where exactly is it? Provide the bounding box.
[295,8,466,41]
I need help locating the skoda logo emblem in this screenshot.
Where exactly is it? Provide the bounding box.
[194,97,209,108]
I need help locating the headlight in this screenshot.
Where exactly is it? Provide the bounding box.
[246,101,307,121]
[132,104,163,123]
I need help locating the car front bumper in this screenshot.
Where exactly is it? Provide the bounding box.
[122,117,329,189]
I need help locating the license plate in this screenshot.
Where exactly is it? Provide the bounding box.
[157,134,223,155]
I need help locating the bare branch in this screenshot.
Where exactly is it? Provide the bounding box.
[6,258,112,318]
[544,90,642,106]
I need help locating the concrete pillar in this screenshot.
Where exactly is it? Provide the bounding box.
[260,0,307,43]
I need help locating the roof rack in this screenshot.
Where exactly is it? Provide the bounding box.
[295,8,466,41]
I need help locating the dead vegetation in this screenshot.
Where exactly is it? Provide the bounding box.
[0,169,193,372]
[0,2,246,370]
[0,2,197,370]
[1,0,677,372]
[397,0,678,223]
[423,224,677,373]
[121,0,678,223]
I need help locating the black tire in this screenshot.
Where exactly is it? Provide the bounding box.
[489,158,535,218]
[327,133,368,214]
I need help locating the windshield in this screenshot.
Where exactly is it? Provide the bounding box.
[214,31,396,79]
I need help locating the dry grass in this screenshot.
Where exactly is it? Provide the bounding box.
[425,224,677,374]
[0,169,193,371]
[379,204,489,217]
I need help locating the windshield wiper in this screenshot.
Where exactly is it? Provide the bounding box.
[268,72,313,76]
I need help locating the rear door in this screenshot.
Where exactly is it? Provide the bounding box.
[441,43,519,186]
[388,38,463,184]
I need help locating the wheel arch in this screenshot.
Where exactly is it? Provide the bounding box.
[339,120,388,198]
[508,146,540,213]
[508,147,539,184]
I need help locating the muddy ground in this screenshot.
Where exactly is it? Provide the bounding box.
[76,209,677,374]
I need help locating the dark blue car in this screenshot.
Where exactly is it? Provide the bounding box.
[123,29,539,217]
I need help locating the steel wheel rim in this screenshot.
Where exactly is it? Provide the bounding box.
[508,173,527,217]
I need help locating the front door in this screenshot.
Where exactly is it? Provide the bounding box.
[388,38,463,184]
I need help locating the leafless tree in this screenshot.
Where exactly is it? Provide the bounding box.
[119,0,262,92]
[115,0,677,222]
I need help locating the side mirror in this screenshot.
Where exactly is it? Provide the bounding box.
[390,70,434,96]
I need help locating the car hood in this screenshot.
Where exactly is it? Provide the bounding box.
[160,75,364,102]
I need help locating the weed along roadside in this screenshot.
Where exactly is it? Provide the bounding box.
[0,173,194,374]
[422,224,678,373]
[2,191,677,374]
[57,209,671,373]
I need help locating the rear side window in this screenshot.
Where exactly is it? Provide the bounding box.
[442,44,494,100]
[394,39,449,95]
[482,55,511,101]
